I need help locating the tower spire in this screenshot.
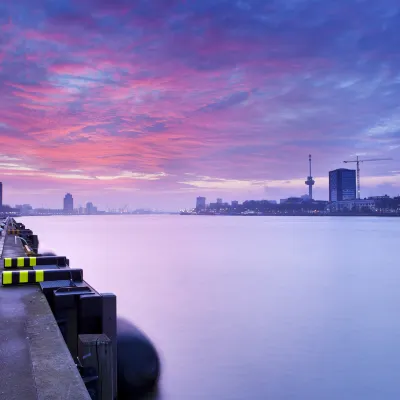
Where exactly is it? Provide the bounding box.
[305,154,315,200]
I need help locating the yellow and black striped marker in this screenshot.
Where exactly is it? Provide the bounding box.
[4,257,37,268]
[4,256,68,268]
[7,229,20,235]
[2,268,83,285]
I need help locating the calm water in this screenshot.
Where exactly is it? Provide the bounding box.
[19,215,400,400]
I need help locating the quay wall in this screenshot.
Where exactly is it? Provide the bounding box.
[0,219,91,400]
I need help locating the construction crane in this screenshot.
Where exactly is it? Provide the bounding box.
[343,156,392,199]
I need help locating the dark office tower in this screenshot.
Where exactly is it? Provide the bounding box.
[0,182,2,210]
[196,197,206,210]
[63,193,74,213]
[329,169,357,202]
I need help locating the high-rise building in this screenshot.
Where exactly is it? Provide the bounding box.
[86,202,97,214]
[0,182,2,210]
[196,197,206,210]
[329,169,356,202]
[63,193,74,213]
[217,198,223,204]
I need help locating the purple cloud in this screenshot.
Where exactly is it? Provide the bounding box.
[0,0,398,209]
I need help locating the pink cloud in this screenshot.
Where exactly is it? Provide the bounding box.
[48,62,95,75]
[0,0,398,210]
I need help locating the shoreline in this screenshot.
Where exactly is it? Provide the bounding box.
[3,212,399,218]
[179,213,400,217]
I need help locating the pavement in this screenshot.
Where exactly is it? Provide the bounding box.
[0,233,91,400]
[0,233,4,255]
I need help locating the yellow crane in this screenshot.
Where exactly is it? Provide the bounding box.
[343,156,392,199]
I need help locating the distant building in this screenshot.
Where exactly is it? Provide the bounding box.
[368,195,400,212]
[314,200,329,207]
[0,205,20,216]
[329,168,356,202]
[32,208,64,216]
[0,182,2,210]
[209,201,229,210]
[231,201,239,208]
[368,195,390,200]
[196,197,206,210]
[63,193,74,213]
[280,197,303,204]
[15,204,33,215]
[86,202,97,215]
[328,199,375,212]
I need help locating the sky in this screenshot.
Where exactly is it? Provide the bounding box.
[0,0,400,210]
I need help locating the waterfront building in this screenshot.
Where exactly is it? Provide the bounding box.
[280,197,304,204]
[328,199,375,212]
[32,208,65,215]
[368,195,400,212]
[209,201,229,210]
[86,202,97,214]
[329,169,356,202]
[63,193,74,213]
[196,197,206,210]
[15,204,33,215]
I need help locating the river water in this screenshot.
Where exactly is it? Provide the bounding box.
[19,215,400,400]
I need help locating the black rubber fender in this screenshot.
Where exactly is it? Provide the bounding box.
[117,317,161,398]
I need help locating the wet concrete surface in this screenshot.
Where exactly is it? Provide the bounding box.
[0,234,91,400]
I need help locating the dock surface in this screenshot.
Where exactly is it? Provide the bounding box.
[0,233,91,400]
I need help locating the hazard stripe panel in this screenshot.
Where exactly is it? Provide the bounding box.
[1,268,83,285]
[3,256,68,268]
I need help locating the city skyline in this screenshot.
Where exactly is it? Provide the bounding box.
[0,1,400,209]
[2,160,397,211]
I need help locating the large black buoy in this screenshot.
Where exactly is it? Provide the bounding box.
[117,317,161,398]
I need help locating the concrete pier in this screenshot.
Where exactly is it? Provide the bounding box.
[0,231,91,399]
[0,217,160,399]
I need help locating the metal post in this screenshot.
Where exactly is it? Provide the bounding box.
[357,156,361,200]
[78,334,114,400]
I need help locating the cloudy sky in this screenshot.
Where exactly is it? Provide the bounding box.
[0,0,399,210]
